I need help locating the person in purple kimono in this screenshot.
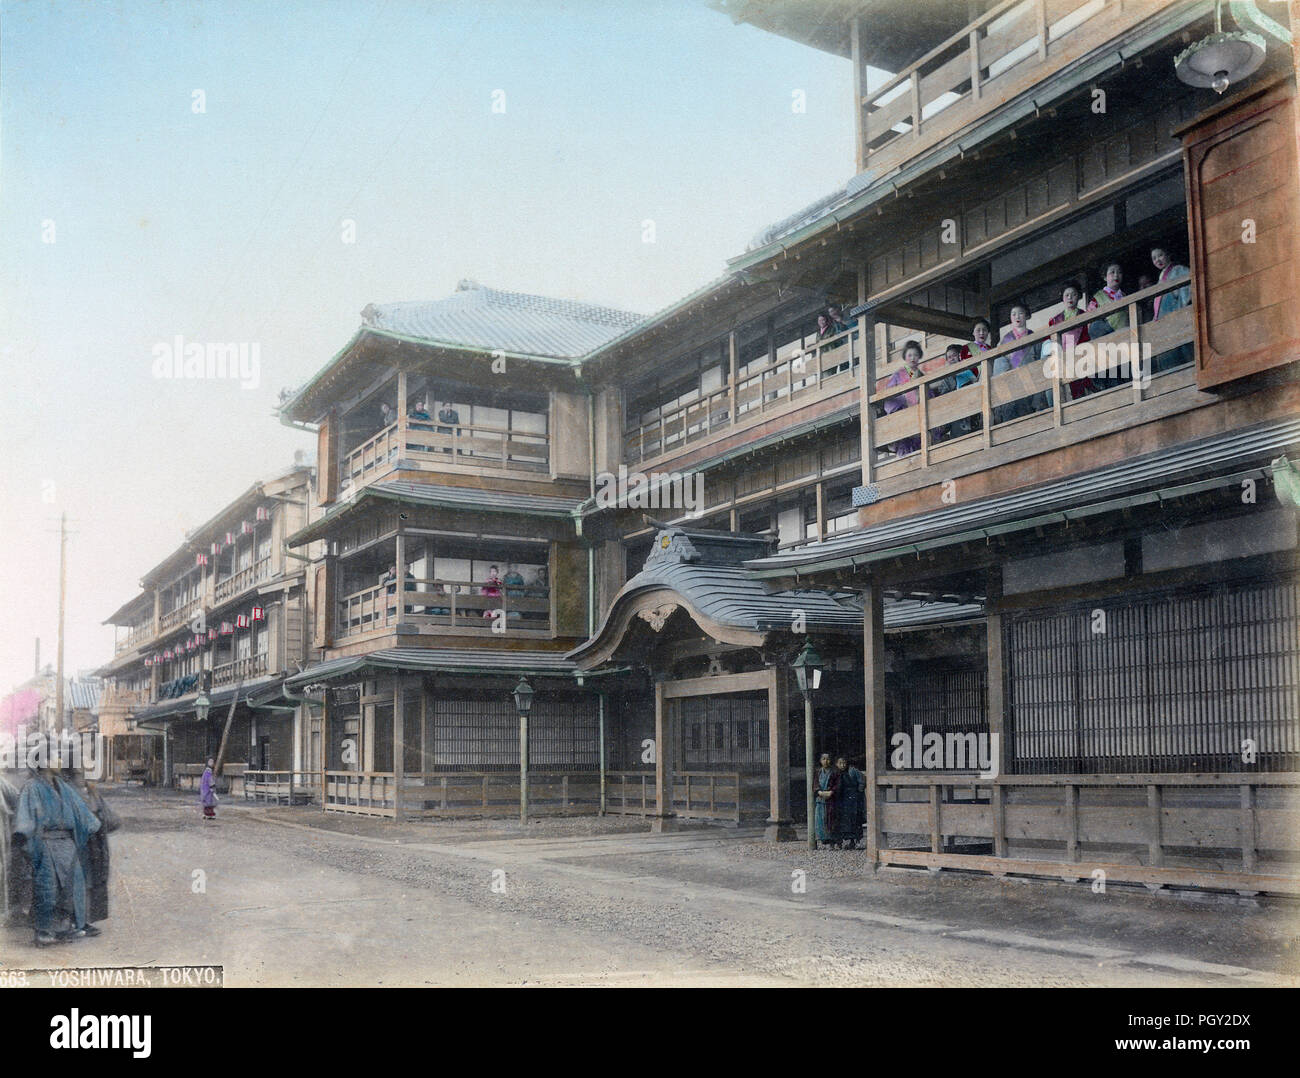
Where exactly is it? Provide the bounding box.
[880,340,924,457]
[993,304,1047,422]
[13,768,101,945]
[200,758,218,821]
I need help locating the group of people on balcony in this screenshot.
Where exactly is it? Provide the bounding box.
[815,304,855,341]
[876,246,1193,457]
[377,562,548,621]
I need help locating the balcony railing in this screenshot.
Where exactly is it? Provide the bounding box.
[215,558,273,603]
[159,599,200,633]
[213,653,270,686]
[867,276,1196,484]
[859,0,1165,172]
[114,623,156,653]
[623,322,862,464]
[340,418,550,492]
[336,577,552,637]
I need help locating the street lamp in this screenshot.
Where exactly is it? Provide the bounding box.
[194,671,212,725]
[792,640,824,851]
[513,677,534,826]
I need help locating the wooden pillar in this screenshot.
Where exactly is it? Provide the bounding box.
[728,330,738,425]
[652,681,675,832]
[986,567,1007,857]
[1147,783,1163,867]
[815,482,826,542]
[1065,783,1079,862]
[863,578,887,862]
[392,675,405,822]
[1240,784,1257,873]
[860,312,878,487]
[850,16,864,172]
[765,665,796,841]
[320,689,329,807]
[394,526,406,626]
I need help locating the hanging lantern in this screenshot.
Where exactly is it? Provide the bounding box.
[207,629,218,642]
[195,552,208,567]
[210,542,219,556]
[236,613,250,629]
[225,531,235,546]
[220,621,234,635]
[255,506,270,522]
[241,521,253,535]
[1174,4,1266,95]
[251,605,265,622]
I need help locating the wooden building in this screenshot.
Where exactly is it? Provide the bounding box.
[96,462,315,794]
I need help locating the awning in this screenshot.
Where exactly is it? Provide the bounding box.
[287,480,582,547]
[748,417,1300,578]
[283,648,600,690]
[133,676,283,727]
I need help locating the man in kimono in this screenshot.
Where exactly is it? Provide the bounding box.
[833,756,866,850]
[13,768,101,945]
[0,770,20,923]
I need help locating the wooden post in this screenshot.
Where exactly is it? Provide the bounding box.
[929,783,941,854]
[765,665,795,840]
[1147,784,1163,866]
[320,690,329,807]
[910,70,921,140]
[969,28,982,101]
[992,784,1007,859]
[1066,783,1079,861]
[1240,784,1257,873]
[394,526,406,626]
[652,681,675,831]
[981,357,993,448]
[851,16,865,171]
[392,676,405,822]
[986,567,1008,858]
[598,691,607,816]
[863,578,887,862]
[815,482,826,542]
[1036,0,1048,60]
[860,313,878,486]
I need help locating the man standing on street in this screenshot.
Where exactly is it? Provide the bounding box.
[13,767,101,946]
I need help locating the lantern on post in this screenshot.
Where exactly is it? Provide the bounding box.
[792,639,824,851]
[512,677,534,826]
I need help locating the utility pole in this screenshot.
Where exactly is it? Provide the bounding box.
[55,511,68,737]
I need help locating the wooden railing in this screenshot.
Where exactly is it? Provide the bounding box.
[115,623,156,653]
[340,418,550,490]
[336,578,551,637]
[605,771,770,823]
[867,276,1195,481]
[215,558,273,603]
[623,323,861,464]
[859,0,1158,171]
[213,653,269,686]
[323,770,601,818]
[244,770,322,805]
[873,773,1300,896]
[159,599,201,633]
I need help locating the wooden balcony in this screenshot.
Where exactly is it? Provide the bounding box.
[857,0,1187,176]
[866,277,1199,496]
[213,653,270,686]
[623,322,862,466]
[214,558,273,604]
[159,600,200,634]
[114,623,155,654]
[336,577,552,639]
[339,418,549,494]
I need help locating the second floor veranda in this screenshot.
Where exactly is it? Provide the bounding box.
[864,272,1200,497]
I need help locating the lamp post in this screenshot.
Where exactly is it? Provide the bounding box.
[513,677,534,826]
[792,640,824,851]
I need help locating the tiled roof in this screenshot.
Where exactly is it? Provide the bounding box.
[359,280,644,360]
[284,648,583,689]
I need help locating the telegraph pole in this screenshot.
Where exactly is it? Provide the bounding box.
[55,511,68,737]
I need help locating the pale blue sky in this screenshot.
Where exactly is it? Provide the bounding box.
[0,0,855,692]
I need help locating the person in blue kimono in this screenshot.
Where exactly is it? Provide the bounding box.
[814,752,839,848]
[833,756,866,849]
[13,768,101,946]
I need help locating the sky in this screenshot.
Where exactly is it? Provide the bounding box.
[0,0,856,694]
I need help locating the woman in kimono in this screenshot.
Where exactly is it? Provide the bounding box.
[814,753,839,849]
[1046,282,1095,400]
[199,758,218,820]
[1150,247,1194,373]
[993,304,1046,423]
[879,341,924,457]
